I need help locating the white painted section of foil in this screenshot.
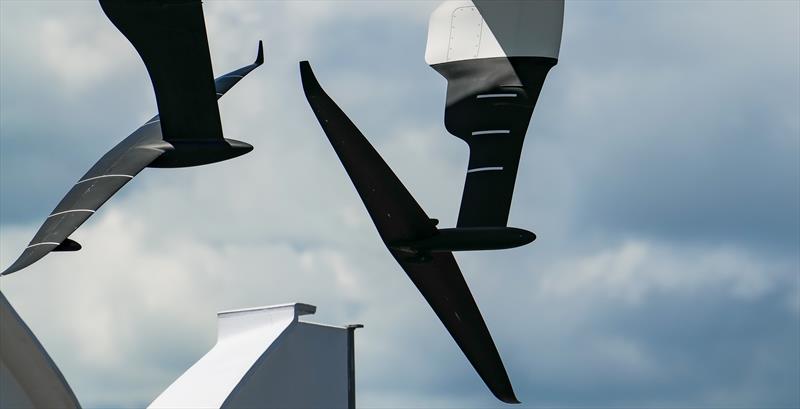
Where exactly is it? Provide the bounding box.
[425,0,564,65]
[447,6,486,61]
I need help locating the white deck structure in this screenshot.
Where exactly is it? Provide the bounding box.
[149,303,360,409]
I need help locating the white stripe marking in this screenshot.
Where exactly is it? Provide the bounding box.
[476,93,517,99]
[467,166,504,173]
[216,92,223,96]
[143,119,160,126]
[48,209,95,218]
[26,242,61,249]
[471,130,510,136]
[76,174,134,184]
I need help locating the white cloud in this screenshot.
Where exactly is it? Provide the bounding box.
[537,240,782,304]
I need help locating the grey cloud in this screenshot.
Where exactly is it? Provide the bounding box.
[532,1,800,253]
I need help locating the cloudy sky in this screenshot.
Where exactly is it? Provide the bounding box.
[1,1,798,408]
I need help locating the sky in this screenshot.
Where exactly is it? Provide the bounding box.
[1,1,798,408]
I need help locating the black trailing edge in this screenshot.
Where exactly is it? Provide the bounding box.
[300,61,520,404]
[1,0,262,276]
[431,57,557,228]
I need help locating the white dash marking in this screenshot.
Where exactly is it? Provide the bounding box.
[467,166,504,173]
[471,130,510,136]
[476,93,517,99]
[76,174,134,184]
[26,242,61,249]
[48,209,95,218]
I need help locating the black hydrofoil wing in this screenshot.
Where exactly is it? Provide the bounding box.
[300,61,519,404]
[2,0,262,276]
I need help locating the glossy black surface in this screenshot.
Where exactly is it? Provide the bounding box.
[391,227,536,255]
[100,0,223,142]
[432,57,556,228]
